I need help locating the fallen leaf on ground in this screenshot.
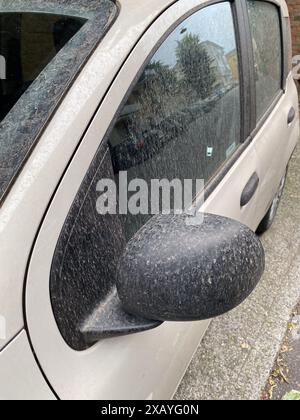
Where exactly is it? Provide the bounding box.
[282,390,300,400]
[288,322,297,331]
[241,342,250,350]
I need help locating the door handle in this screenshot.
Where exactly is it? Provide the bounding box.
[288,107,296,125]
[241,172,259,207]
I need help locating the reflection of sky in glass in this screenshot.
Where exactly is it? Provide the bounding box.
[153,2,236,67]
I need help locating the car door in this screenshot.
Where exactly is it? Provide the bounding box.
[246,0,299,219]
[25,0,261,400]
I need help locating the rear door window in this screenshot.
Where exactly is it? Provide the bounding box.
[247,0,283,121]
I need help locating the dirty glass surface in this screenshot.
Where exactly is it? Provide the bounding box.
[109,2,241,239]
[247,0,282,121]
[0,12,86,122]
[50,2,242,350]
[0,0,117,203]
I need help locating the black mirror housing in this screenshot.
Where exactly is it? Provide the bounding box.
[117,214,265,322]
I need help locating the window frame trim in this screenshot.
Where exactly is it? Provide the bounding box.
[238,0,257,135]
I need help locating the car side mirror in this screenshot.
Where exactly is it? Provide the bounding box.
[117,214,264,322]
[80,213,264,347]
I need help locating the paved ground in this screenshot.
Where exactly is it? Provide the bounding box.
[174,144,300,400]
[263,301,300,400]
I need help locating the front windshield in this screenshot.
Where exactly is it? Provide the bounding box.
[0,0,117,203]
[0,12,86,122]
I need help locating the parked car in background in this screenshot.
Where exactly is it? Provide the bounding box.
[0,0,298,400]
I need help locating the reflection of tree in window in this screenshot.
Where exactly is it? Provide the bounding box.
[175,34,216,100]
[127,60,177,137]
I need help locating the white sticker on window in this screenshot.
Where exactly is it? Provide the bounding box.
[206,147,214,158]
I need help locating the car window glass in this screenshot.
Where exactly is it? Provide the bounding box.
[0,12,86,122]
[0,0,117,203]
[109,2,241,239]
[247,0,282,120]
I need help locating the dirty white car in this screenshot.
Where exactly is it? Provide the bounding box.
[0,0,298,400]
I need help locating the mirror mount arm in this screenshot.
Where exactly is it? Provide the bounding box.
[79,288,162,345]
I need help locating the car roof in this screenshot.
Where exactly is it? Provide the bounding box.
[117,0,289,17]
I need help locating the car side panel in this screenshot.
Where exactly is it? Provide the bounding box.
[254,75,299,219]
[0,331,55,400]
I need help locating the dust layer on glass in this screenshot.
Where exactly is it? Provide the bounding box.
[0,12,86,122]
[108,2,241,239]
[0,0,117,203]
[0,0,103,19]
[247,0,282,120]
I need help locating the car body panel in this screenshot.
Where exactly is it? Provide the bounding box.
[0,331,55,400]
[0,0,297,400]
[254,75,299,218]
[24,0,298,400]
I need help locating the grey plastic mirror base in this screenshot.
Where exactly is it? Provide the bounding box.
[80,289,161,345]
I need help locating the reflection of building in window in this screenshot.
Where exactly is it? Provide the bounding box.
[201,41,233,88]
[226,49,239,82]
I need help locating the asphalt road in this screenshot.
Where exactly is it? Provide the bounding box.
[174,144,300,400]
